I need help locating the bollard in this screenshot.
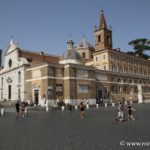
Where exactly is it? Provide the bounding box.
[62,106,65,111]
[75,105,78,110]
[96,104,99,109]
[25,107,28,114]
[125,101,127,105]
[112,103,115,107]
[46,106,49,112]
[1,108,5,116]
[86,104,89,110]
[105,103,107,108]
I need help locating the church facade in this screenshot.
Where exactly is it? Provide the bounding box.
[0,10,150,105]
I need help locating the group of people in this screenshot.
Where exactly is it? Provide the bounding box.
[15,99,136,120]
[116,101,136,121]
[15,100,27,118]
[56,99,65,107]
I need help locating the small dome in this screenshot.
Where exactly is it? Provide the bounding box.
[59,49,84,65]
[76,35,94,49]
[59,39,84,65]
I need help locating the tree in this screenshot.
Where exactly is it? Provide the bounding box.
[128,38,150,59]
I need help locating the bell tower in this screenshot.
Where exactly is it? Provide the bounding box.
[94,10,112,51]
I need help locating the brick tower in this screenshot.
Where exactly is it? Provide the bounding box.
[94,10,113,51]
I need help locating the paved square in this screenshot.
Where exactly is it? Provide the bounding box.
[0,103,150,150]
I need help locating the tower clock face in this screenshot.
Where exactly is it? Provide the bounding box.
[8,59,12,68]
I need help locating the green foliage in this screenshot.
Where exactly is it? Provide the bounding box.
[128,38,147,46]
[128,38,150,59]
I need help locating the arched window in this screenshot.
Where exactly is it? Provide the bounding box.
[98,35,101,42]
[18,88,21,99]
[117,78,122,83]
[1,77,3,87]
[18,71,21,83]
[139,80,142,84]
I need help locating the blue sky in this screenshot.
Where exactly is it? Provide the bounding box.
[0,0,150,59]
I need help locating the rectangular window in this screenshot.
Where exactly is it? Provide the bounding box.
[104,87,107,94]
[103,65,106,70]
[56,84,63,91]
[103,54,106,60]
[82,52,85,58]
[98,35,101,42]
[95,56,98,62]
[78,84,89,93]
[110,54,113,60]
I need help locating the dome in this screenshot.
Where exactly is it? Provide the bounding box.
[59,39,84,65]
[59,49,84,65]
[76,35,94,50]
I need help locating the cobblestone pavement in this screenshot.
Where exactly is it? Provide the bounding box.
[0,103,150,150]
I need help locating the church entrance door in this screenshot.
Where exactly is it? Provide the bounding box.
[34,90,39,106]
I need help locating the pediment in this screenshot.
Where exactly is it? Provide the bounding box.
[5,44,17,56]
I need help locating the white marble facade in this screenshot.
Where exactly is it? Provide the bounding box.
[0,40,28,101]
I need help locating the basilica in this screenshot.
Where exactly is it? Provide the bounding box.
[0,10,150,105]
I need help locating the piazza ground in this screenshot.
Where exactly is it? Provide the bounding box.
[0,103,150,150]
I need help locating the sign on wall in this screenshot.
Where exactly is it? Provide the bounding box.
[77,69,88,77]
[96,74,107,81]
[32,70,41,78]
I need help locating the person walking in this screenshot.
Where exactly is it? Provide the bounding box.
[67,102,72,111]
[120,102,125,121]
[116,102,125,121]
[80,102,85,119]
[15,100,20,117]
[21,101,26,117]
[127,102,135,121]
[116,102,122,121]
